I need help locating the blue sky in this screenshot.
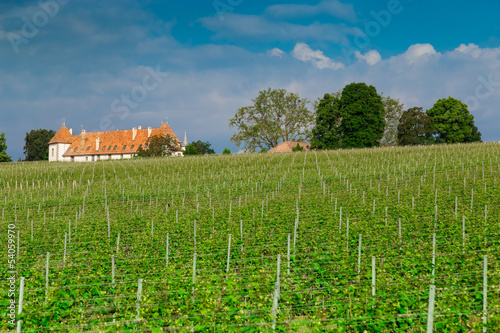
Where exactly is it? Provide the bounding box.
[1,0,499,159]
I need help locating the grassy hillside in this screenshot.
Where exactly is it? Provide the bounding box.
[1,143,499,332]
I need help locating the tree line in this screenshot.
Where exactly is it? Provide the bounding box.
[229,83,482,152]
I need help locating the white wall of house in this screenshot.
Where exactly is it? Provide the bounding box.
[49,143,72,162]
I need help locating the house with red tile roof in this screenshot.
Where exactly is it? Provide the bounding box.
[48,123,184,162]
[267,141,311,153]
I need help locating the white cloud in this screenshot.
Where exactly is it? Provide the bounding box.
[266,0,356,22]
[268,48,285,58]
[401,43,439,65]
[455,43,483,58]
[354,50,381,65]
[292,43,344,70]
[199,14,354,43]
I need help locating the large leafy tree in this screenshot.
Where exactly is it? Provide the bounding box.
[311,92,342,149]
[339,83,385,148]
[137,134,181,157]
[23,129,56,161]
[426,97,481,143]
[229,88,313,152]
[184,144,198,155]
[185,140,215,155]
[397,107,435,146]
[381,96,405,146]
[0,133,12,162]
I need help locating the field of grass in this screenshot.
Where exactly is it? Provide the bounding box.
[1,142,500,332]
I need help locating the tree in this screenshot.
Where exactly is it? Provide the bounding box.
[192,140,215,155]
[381,96,404,146]
[311,93,342,149]
[136,134,181,157]
[184,144,199,155]
[339,83,385,148]
[23,129,56,161]
[222,148,231,154]
[0,133,12,162]
[229,88,313,152]
[291,143,304,152]
[426,97,481,143]
[397,107,435,146]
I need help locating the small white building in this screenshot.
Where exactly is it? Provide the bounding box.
[48,123,185,162]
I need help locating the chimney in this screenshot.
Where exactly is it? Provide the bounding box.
[80,130,86,149]
[132,127,137,141]
[96,137,99,151]
[148,127,152,138]
[69,128,72,135]
[138,126,142,130]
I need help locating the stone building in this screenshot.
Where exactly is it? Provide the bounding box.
[48,123,185,162]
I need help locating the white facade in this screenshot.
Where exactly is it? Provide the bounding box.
[49,143,72,162]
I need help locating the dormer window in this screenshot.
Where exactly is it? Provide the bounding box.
[113,145,117,151]
[74,147,78,152]
[86,146,91,151]
[130,145,135,149]
[102,147,106,152]
[123,145,127,150]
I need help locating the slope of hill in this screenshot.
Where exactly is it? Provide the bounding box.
[1,143,499,331]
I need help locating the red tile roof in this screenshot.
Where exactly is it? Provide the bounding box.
[48,125,78,144]
[267,141,311,153]
[49,124,181,157]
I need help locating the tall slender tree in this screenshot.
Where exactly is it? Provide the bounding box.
[339,83,385,148]
[0,133,12,162]
[381,96,404,146]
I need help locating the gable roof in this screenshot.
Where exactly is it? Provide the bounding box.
[49,124,181,157]
[267,141,311,153]
[48,125,78,144]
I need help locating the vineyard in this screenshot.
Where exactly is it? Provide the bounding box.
[1,142,500,332]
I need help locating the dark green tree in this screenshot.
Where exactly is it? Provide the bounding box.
[137,134,181,157]
[339,83,385,148]
[0,133,12,162]
[311,93,342,149]
[184,144,199,155]
[397,107,435,146]
[23,129,56,161]
[192,140,215,155]
[222,148,231,154]
[426,97,481,143]
[230,88,313,152]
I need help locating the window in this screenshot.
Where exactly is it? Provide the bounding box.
[85,157,88,161]
[51,149,54,157]
[86,146,91,151]
[108,146,112,151]
[138,144,143,150]
[123,145,127,150]
[144,144,149,149]
[74,147,78,152]
[130,145,135,149]
[113,145,117,151]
